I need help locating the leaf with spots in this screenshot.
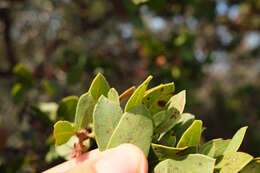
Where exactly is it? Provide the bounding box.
[223,126,247,154]
[53,121,76,146]
[154,154,215,173]
[200,138,231,158]
[143,83,175,115]
[88,73,110,102]
[125,76,153,112]
[151,143,196,160]
[154,108,181,135]
[177,120,202,150]
[107,105,153,156]
[107,88,120,105]
[167,90,186,114]
[171,113,195,141]
[93,96,123,151]
[240,158,260,173]
[74,92,95,129]
[215,152,253,173]
[57,96,78,121]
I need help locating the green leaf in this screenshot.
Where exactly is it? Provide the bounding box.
[158,130,176,147]
[93,96,123,151]
[143,83,175,115]
[167,90,186,114]
[107,88,120,105]
[53,121,76,146]
[11,83,28,104]
[74,92,95,129]
[177,120,202,149]
[57,96,78,121]
[215,152,253,173]
[13,63,33,82]
[107,105,153,156]
[154,108,181,134]
[172,113,195,141]
[42,79,61,98]
[88,73,110,102]
[151,143,196,160]
[223,126,247,154]
[240,158,260,173]
[154,154,215,173]
[200,138,231,158]
[125,76,153,112]
[132,0,149,5]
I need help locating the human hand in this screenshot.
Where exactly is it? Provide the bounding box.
[43,144,148,173]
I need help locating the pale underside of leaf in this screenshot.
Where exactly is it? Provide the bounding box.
[93,96,123,151]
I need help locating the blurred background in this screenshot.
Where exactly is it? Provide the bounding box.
[0,0,259,172]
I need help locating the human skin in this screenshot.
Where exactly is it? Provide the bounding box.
[43,144,148,173]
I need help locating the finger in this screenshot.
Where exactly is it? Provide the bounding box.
[66,144,148,173]
[43,149,101,173]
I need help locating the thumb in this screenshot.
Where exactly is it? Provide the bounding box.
[65,144,148,173]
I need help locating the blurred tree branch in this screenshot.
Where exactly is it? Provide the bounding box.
[0,6,16,75]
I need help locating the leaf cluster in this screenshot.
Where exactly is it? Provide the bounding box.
[53,74,259,173]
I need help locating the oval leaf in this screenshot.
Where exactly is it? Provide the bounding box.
[74,92,95,129]
[177,120,202,149]
[152,143,196,160]
[54,121,75,146]
[223,126,248,154]
[215,152,253,173]
[107,105,153,156]
[154,154,215,173]
[89,73,110,102]
[125,76,153,112]
[107,88,120,105]
[57,96,78,121]
[93,96,123,151]
[167,90,186,114]
[143,83,175,115]
[200,138,230,158]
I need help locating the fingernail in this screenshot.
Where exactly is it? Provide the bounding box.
[94,144,147,173]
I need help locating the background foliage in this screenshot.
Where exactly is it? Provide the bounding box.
[0,0,259,172]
